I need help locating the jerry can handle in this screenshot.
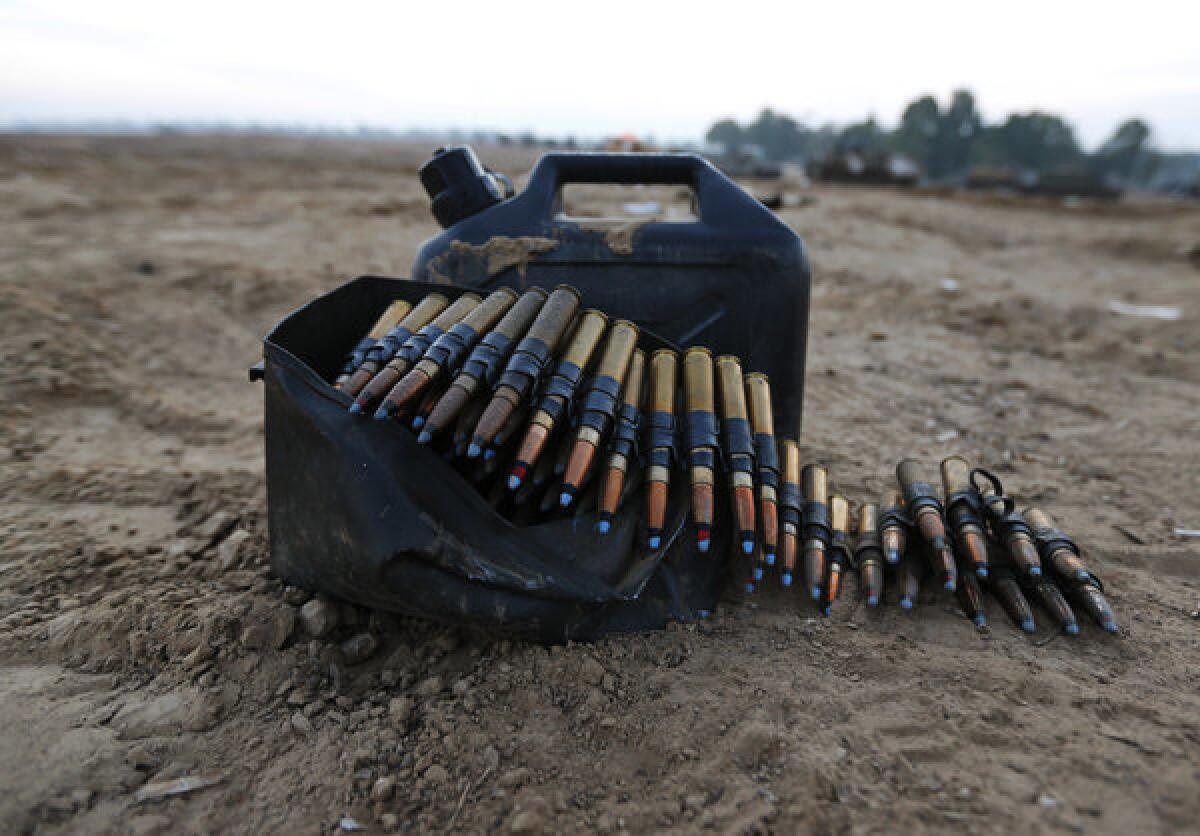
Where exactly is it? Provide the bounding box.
[522,152,753,227]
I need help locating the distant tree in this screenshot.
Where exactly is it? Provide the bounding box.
[1093,119,1156,182]
[972,111,1083,171]
[893,95,940,164]
[836,117,888,154]
[706,119,744,152]
[744,109,810,160]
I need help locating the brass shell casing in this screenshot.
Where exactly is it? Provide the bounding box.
[716,355,748,422]
[652,349,679,415]
[857,502,879,535]
[881,487,904,513]
[595,320,639,381]
[621,349,647,410]
[801,464,828,504]
[562,309,609,369]
[682,347,713,414]
[396,293,449,334]
[1023,507,1057,533]
[744,373,774,436]
[525,284,582,349]
[940,455,972,497]
[830,494,850,533]
[492,287,548,340]
[895,458,926,494]
[368,300,414,338]
[781,439,801,485]
[428,292,482,332]
[459,287,517,334]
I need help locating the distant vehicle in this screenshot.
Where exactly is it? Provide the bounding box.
[807,150,921,186]
[965,166,1037,192]
[604,134,657,152]
[1025,169,1122,200]
[711,146,784,180]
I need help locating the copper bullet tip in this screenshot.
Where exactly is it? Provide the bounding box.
[563,439,596,499]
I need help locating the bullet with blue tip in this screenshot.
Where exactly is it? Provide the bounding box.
[507,474,521,491]
[1021,618,1036,633]
[780,572,792,587]
[1065,623,1080,636]
[417,430,433,445]
[466,442,482,458]
[347,401,363,415]
[752,567,763,581]
[596,520,610,535]
[972,614,987,628]
[648,535,661,550]
[866,594,879,607]
[899,597,914,610]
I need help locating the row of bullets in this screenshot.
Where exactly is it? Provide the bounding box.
[794,457,1119,636]
[332,286,1117,636]
[332,284,787,551]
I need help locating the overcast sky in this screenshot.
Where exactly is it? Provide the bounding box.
[3,0,1199,150]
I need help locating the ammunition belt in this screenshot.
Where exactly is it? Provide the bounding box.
[780,482,802,525]
[373,324,417,365]
[753,432,780,487]
[722,417,754,474]
[802,500,832,545]
[608,403,641,461]
[831,530,854,569]
[424,322,479,373]
[397,323,446,365]
[578,375,622,432]
[903,481,942,515]
[854,536,883,568]
[646,410,676,469]
[341,336,375,375]
[993,510,1033,541]
[945,487,985,518]
[498,337,553,395]
[1031,525,1102,590]
[459,330,513,388]
[537,360,585,423]
[879,505,910,531]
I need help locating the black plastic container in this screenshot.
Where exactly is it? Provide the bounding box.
[413,148,811,436]
[256,277,729,643]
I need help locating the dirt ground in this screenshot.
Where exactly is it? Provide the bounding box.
[1,135,1198,835]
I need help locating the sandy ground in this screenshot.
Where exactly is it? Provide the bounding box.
[1,135,1198,835]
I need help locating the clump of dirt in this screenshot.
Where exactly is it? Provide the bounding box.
[424,236,558,284]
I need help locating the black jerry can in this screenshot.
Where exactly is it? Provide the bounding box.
[411,147,812,436]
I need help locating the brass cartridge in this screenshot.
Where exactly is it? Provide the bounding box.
[1024,507,1092,583]
[801,463,830,602]
[354,292,480,414]
[824,493,851,613]
[854,502,884,607]
[342,293,446,396]
[644,349,680,549]
[510,309,608,490]
[597,348,646,533]
[940,455,989,578]
[717,355,757,558]
[896,458,957,591]
[778,439,802,587]
[879,487,907,565]
[382,287,517,415]
[680,348,717,551]
[745,373,780,567]
[561,321,639,506]
[469,284,581,456]
[336,299,414,387]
